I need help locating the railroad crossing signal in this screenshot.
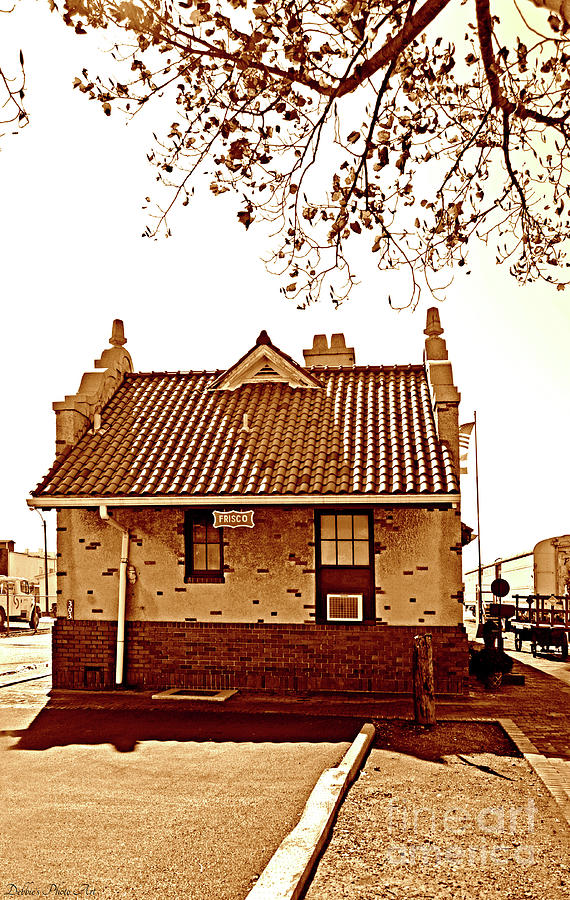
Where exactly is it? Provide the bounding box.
[491,578,510,598]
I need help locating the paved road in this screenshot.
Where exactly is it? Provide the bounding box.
[0,678,353,900]
[0,629,51,685]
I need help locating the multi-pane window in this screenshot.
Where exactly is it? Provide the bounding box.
[192,521,221,571]
[185,512,224,581]
[319,514,370,566]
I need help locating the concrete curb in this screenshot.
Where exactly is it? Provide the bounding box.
[0,627,52,639]
[245,723,375,900]
[498,717,570,828]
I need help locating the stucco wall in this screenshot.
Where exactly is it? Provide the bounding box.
[56,504,462,626]
[374,506,463,626]
[57,507,316,624]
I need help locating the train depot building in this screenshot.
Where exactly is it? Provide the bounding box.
[30,311,469,694]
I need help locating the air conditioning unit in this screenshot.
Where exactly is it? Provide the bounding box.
[326,593,363,622]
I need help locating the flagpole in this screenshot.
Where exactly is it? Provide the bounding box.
[474,411,483,625]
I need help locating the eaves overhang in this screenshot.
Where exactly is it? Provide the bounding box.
[28,493,460,509]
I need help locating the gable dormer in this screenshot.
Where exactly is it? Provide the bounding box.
[211,331,321,391]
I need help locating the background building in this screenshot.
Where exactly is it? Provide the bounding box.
[464,533,570,615]
[0,539,57,612]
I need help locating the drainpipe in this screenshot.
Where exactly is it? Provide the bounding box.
[99,505,129,686]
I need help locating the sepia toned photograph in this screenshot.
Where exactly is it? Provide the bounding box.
[1,1,569,897]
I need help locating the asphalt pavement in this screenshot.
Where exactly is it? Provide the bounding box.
[0,626,52,686]
[0,673,354,900]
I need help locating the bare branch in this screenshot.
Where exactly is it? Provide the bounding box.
[55,0,570,301]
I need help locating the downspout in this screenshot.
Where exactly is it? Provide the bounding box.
[99,505,129,686]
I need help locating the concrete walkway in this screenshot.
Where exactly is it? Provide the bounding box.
[501,639,570,687]
[464,634,570,826]
[465,620,570,687]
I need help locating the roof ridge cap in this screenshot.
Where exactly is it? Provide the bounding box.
[304,363,424,371]
[126,370,222,377]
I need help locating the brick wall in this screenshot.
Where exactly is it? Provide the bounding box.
[52,619,118,689]
[52,619,469,693]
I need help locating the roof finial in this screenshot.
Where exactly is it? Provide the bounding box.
[424,307,448,361]
[424,307,443,338]
[256,330,272,346]
[110,319,127,347]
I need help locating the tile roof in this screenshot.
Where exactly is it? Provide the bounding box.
[33,366,458,499]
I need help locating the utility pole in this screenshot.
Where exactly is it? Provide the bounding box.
[34,509,50,615]
[474,412,483,625]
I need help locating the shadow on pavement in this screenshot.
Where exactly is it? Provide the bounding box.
[2,707,364,752]
[2,702,521,761]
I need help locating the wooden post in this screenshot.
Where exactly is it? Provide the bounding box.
[413,634,436,726]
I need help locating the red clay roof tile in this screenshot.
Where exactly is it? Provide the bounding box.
[33,366,459,499]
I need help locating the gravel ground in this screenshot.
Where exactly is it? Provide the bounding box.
[305,723,570,900]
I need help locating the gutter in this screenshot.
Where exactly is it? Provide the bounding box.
[28,493,460,509]
[99,505,129,687]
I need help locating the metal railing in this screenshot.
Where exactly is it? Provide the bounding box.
[509,594,569,628]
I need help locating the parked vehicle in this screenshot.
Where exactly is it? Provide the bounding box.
[507,535,570,658]
[465,534,570,659]
[0,576,42,629]
[508,594,569,659]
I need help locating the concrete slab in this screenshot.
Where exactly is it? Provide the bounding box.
[150,687,237,701]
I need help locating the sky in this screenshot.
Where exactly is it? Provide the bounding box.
[1,0,569,576]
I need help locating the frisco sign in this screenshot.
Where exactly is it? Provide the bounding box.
[213,510,255,528]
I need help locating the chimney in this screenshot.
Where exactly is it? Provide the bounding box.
[303,333,355,367]
[53,319,133,459]
[424,308,460,473]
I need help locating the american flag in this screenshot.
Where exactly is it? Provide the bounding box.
[459,422,475,475]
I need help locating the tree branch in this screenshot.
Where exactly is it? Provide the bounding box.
[475,0,515,113]
[335,0,454,97]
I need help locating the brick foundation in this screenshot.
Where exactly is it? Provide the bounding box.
[52,619,469,693]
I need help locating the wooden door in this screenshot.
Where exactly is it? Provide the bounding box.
[315,511,375,622]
